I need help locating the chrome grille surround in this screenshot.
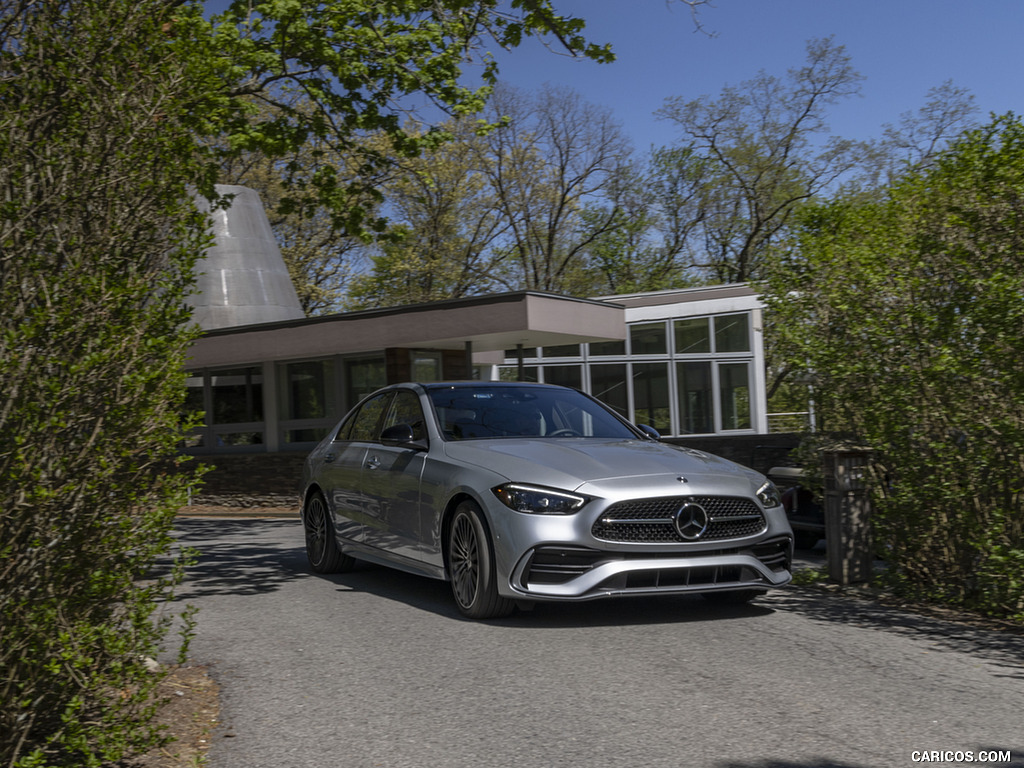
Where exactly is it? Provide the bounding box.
[592,496,767,543]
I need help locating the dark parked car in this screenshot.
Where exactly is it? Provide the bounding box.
[769,466,824,550]
[301,381,794,619]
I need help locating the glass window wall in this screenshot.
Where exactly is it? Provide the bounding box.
[588,339,626,356]
[629,322,667,355]
[280,359,337,444]
[632,362,670,433]
[589,364,628,418]
[676,361,713,434]
[543,365,582,390]
[719,362,752,430]
[345,356,386,410]
[674,318,711,354]
[714,313,750,353]
[186,366,265,450]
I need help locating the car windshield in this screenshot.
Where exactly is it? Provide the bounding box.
[427,385,638,441]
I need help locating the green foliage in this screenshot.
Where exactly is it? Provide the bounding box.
[346,119,505,308]
[657,37,863,284]
[196,0,613,237]
[1,1,615,763]
[763,114,1024,620]
[217,97,376,315]
[0,0,210,764]
[791,565,829,586]
[583,146,713,293]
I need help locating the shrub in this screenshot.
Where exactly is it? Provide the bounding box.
[0,1,212,764]
[763,116,1024,620]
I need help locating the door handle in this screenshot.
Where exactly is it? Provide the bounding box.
[366,455,381,470]
[324,452,337,463]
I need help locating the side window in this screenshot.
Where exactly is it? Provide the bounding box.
[382,390,427,441]
[342,393,391,442]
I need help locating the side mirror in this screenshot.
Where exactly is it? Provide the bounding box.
[380,423,426,449]
[637,424,660,440]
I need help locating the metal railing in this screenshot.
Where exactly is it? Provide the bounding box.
[766,412,812,433]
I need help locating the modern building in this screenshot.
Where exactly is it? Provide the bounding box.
[184,188,775,455]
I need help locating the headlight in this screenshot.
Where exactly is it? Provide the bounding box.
[492,483,589,515]
[757,481,782,509]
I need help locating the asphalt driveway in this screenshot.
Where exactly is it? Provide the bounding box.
[170,518,1024,768]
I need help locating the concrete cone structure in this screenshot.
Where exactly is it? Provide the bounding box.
[189,185,306,330]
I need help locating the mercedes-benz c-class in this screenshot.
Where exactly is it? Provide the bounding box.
[301,381,793,619]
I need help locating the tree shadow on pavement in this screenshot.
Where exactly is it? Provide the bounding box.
[169,518,310,599]
[763,586,1024,679]
[315,557,778,628]
[168,519,791,627]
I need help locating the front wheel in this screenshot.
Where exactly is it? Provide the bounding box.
[304,491,355,574]
[447,501,515,619]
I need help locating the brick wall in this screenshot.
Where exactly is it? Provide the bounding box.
[189,452,307,507]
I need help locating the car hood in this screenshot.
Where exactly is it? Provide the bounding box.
[442,438,762,495]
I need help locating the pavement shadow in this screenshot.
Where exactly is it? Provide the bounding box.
[171,518,782,626]
[764,586,1024,679]
[318,560,462,617]
[170,518,310,599]
[314,557,778,628]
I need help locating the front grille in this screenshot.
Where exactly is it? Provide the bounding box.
[592,496,766,543]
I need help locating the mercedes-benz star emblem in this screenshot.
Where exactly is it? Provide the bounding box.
[674,502,709,541]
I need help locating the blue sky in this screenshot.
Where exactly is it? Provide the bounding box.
[481,0,1024,154]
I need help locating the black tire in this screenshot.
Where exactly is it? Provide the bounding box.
[304,491,355,574]
[702,589,766,605]
[447,500,515,619]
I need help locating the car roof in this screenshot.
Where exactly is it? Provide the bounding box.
[416,381,566,390]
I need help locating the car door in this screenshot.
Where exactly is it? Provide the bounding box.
[317,392,390,544]
[360,389,429,562]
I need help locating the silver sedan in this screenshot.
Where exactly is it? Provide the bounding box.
[301,381,793,619]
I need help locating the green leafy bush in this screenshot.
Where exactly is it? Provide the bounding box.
[764,115,1024,620]
[0,1,211,764]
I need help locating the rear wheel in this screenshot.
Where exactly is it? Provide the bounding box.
[447,501,515,619]
[304,491,355,574]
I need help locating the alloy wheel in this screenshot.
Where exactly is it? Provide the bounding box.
[449,512,480,609]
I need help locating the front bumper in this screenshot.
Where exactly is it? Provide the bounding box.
[482,488,794,602]
[508,536,792,600]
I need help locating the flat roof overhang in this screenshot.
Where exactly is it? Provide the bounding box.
[186,291,626,369]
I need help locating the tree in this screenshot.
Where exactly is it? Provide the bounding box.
[346,119,509,308]
[348,84,634,305]
[476,83,633,294]
[582,145,713,293]
[0,0,211,764]
[763,114,1024,620]
[880,80,980,173]
[834,80,982,196]
[657,37,863,283]
[217,98,376,315]
[1,1,618,764]
[195,0,616,235]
